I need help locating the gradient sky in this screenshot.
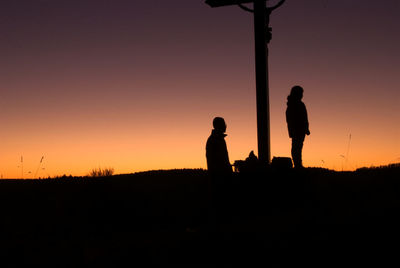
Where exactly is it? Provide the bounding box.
[1,0,399,178]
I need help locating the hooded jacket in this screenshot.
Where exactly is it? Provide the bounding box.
[206,129,232,176]
[286,95,309,138]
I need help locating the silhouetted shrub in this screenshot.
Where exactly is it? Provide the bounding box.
[89,167,114,177]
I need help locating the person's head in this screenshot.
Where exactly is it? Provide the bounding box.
[289,85,304,100]
[213,117,226,133]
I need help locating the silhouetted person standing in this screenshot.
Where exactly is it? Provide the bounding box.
[206,117,232,177]
[286,86,310,168]
[206,117,233,228]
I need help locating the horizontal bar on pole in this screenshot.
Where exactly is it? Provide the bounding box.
[205,0,253,8]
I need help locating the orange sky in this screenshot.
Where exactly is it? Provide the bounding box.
[0,0,399,178]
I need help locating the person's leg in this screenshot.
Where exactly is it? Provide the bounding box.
[291,135,305,168]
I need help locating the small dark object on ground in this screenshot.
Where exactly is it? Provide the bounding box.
[233,150,261,173]
[271,156,293,170]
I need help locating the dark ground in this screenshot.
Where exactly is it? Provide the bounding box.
[0,165,399,267]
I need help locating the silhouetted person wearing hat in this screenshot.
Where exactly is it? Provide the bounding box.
[286,86,310,168]
[206,117,232,228]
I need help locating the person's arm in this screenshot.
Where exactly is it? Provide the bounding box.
[304,103,310,135]
[286,108,294,138]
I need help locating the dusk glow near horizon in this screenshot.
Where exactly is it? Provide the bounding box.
[1,0,399,178]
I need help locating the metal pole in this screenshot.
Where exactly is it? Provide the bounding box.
[253,0,271,164]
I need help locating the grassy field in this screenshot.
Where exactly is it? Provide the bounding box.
[0,165,399,266]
